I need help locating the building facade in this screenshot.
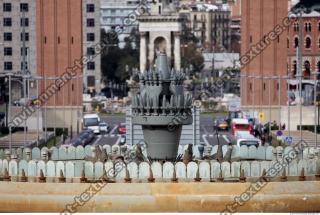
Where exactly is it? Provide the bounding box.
[100,0,144,49]
[181,2,232,52]
[138,0,182,71]
[83,0,101,94]
[240,0,288,109]
[36,0,83,130]
[228,0,241,53]
[0,0,37,100]
[287,11,320,79]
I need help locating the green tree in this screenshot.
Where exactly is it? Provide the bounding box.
[100,28,140,83]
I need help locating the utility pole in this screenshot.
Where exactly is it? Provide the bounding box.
[298,9,304,143]
[22,10,28,148]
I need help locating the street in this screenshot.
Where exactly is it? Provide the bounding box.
[92,114,231,147]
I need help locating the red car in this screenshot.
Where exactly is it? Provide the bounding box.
[118,123,126,134]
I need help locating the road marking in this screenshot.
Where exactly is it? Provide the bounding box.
[110,125,118,135]
[222,135,230,144]
[93,135,102,145]
[202,125,209,135]
[115,135,121,145]
[202,134,210,146]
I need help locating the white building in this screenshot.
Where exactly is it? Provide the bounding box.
[100,0,150,48]
[0,0,37,100]
[83,0,101,94]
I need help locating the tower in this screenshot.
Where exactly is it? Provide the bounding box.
[138,0,182,72]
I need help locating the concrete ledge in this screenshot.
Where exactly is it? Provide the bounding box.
[0,181,319,212]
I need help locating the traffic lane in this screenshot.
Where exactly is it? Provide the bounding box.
[203,131,231,146]
[94,134,120,146]
[100,115,125,128]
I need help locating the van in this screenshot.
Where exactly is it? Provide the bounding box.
[83,113,101,134]
[235,131,261,147]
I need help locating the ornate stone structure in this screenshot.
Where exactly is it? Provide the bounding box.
[132,52,193,160]
[138,0,182,72]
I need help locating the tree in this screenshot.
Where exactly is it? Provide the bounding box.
[180,21,203,75]
[100,28,140,83]
[182,42,204,74]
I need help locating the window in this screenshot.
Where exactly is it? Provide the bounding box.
[304,23,308,31]
[21,32,29,41]
[20,3,28,12]
[86,19,95,27]
[87,76,95,87]
[3,18,12,26]
[21,62,28,70]
[4,62,12,70]
[87,47,95,55]
[86,4,95,12]
[87,62,95,70]
[318,22,320,31]
[305,22,312,32]
[305,37,311,49]
[287,38,289,48]
[21,18,29,27]
[87,33,95,42]
[4,32,12,41]
[3,3,11,12]
[304,61,311,79]
[4,47,12,56]
[293,60,297,78]
[294,37,299,48]
[308,23,312,32]
[21,47,28,56]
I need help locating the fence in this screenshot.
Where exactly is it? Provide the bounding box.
[1,157,319,183]
[0,145,318,162]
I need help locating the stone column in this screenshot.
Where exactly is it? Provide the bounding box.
[174,32,181,71]
[148,39,155,69]
[140,32,147,72]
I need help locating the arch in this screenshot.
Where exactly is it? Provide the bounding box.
[154,36,168,54]
[305,23,308,31]
[305,36,311,49]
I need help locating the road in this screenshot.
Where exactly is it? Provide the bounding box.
[89,114,231,147]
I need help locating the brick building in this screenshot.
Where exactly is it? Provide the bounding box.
[36,0,83,130]
[240,0,288,110]
[287,11,320,79]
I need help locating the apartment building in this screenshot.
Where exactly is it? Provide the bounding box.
[83,0,101,94]
[0,0,36,100]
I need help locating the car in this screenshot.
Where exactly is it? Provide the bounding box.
[99,122,109,133]
[118,123,126,134]
[119,135,126,145]
[215,119,229,131]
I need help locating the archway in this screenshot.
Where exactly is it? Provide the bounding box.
[154,37,167,54]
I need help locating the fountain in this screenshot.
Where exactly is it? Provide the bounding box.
[132,52,193,160]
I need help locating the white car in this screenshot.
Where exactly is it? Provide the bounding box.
[99,122,109,133]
